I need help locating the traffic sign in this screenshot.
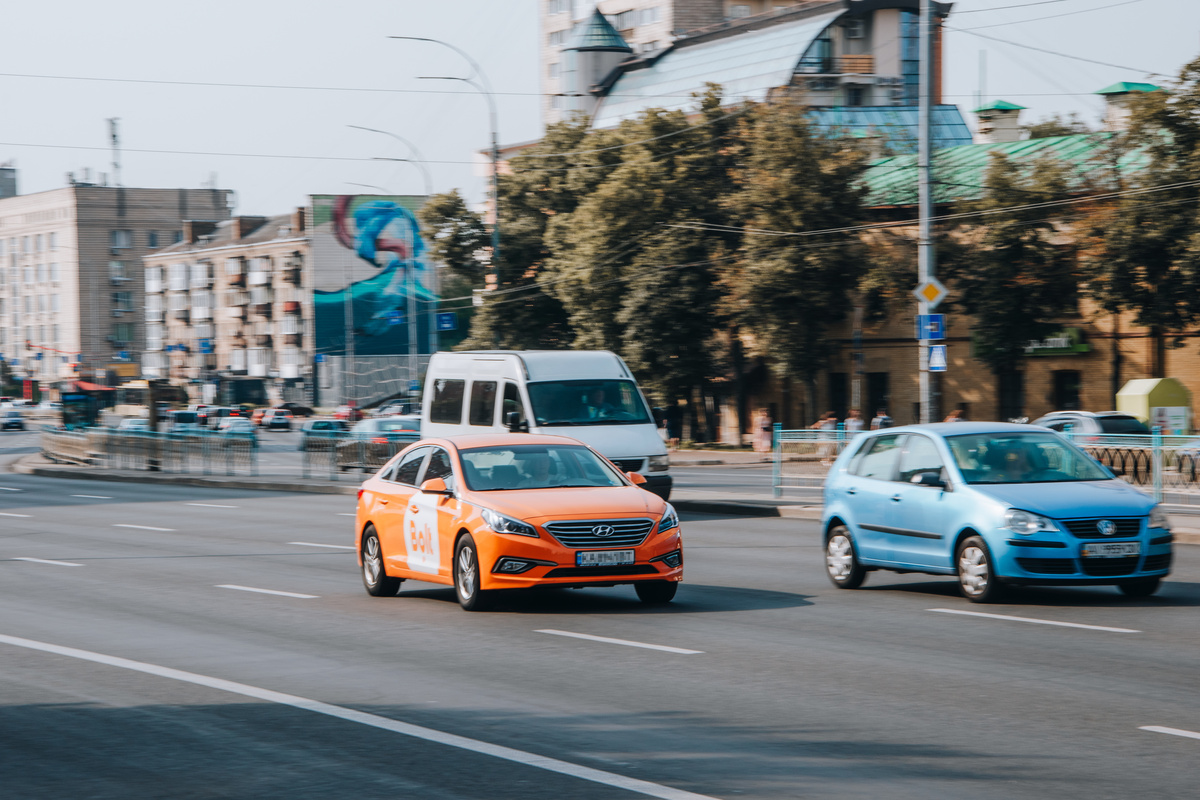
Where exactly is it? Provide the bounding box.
[913,278,949,310]
[409,380,421,392]
[118,350,130,360]
[436,312,458,332]
[929,345,947,372]
[314,354,326,363]
[385,310,404,325]
[915,314,945,341]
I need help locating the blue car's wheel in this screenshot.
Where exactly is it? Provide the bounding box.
[957,536,1005,603]
[825,525,867,589]
[1118,577,1161,598]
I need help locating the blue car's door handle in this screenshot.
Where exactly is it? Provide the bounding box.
[891,494,902,502]
[845,487,857,495]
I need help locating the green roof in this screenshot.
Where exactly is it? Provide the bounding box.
[567,9,632,52]
[1095,81,1162,95]
[973,100,1025,112]
[861,132,1150,208]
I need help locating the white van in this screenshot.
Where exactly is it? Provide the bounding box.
[421,350,672,499]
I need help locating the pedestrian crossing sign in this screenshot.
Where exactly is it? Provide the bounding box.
[929,345,947,372]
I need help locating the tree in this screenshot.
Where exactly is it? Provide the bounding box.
[1088,58,1200,378]
[724,99,870,422]
[1023,112,1090,140]
[942,152,1081,418]
[418,190,489,285]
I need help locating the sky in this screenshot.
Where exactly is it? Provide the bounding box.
[1,0,1197,216]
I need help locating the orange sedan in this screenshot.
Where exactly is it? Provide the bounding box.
[354,434,683,610]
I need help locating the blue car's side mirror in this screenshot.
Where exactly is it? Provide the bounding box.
[913,471,948,490]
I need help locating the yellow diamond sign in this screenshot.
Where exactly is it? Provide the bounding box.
[913,278,948,309]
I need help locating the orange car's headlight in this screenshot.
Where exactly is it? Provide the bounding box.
[658,503,679,534]
[480,507,539,538]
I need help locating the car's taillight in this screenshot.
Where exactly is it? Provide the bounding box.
[371,437,388,444]
[357,489,364,500]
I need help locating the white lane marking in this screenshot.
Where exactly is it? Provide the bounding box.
[0,633,715,800]
[186,503,239,509]
[289,542,356,550]
[72,495,112,499]
[0,512,31,518]
[13,557,83,567]
[0,487,22,491]
[536,629,703,655]
[1141,726,1200,741]
[336,513,356,517]
[216,584,319,599]
[928,608,1140,634]
[113,524,175,532]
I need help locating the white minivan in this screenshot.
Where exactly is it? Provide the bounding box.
[420,350,672,499]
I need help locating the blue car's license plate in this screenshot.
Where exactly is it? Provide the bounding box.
[1081,542,1140,558]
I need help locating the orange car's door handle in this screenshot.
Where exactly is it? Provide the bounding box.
[377,498,389,505]
[409,505,419,513]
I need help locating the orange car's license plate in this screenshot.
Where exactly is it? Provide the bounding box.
[576,550,635,567]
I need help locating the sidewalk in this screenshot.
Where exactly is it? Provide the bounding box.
[10,452,1200,543]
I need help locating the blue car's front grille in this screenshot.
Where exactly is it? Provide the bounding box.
[1143,553,1172,572]
[1016,558,1076,575]
[1059,518,1142,539]
[1080,556,1140,577]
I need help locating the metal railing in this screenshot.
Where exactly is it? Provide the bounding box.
[42,426,258,476]
[300,431,420,480]
[770,423,1200,503]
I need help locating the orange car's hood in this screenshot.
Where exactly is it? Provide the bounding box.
[465,485,663,523]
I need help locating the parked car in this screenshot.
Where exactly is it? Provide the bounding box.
[279,402,315,417]
[260,408,294,431]
[116,418,149,432]
[336,416,422,471]
[216,416,258,446]
[354,434,682,609]
[1,409,24,430]
[1031,411,1152,441]
[822,422,1172,602]
[373,401,421,417]
[165,410,202,431]
[333,405,365,422]
[297,419,348,451]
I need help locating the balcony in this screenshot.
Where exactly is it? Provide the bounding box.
[283,300,301,315]
[253,303,273,319]
[227,273,246,288]
[248,271,272,286]
[256,334,273,347]
[227,306,248,321]
[795,55,874,75]
[192,307,212,321]
[231,332,247,348]
[145,309,163,322]
[172,309,190,322]
[284,333,302,347]
[282,268,302,286]
[145,280,163,294]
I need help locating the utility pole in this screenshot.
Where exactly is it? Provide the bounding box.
[917,0,935,424]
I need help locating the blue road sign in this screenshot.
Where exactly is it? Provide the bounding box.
[916,314,945,341]
[35,352,43,361]
[409,380,421,392]
[199,339,213,355]
[385,310,404,325]
[314,354,326,363]
[118,350,130,359]
[436,312,458,332]
[929,345,948,372]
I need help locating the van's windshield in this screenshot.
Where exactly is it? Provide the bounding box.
[527,380,651,426]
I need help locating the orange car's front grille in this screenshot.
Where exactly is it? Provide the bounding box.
[543,518,655,549]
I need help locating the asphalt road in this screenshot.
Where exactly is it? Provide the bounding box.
[1,470,1198,799]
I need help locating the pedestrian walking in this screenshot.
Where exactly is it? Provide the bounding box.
[665,404,683,451]
[753,408,773,453]
[870,408,893,430]
[844,408,864,434]
[814,410,838,466]
[943,409,966,423]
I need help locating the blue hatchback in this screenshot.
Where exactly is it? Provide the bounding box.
[821,422,1173,602]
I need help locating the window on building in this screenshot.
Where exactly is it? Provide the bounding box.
[191,261,213,286]
[278,316,300,335]
[49,263,59,282]
[110,230,133,250]
[168,263,188,291]
[51,295,60,313]
[231,349,246,370]
[172,231,184,244]
[1053,370,1081,411]
[551,94,564,110]
[145,266,163,289]
[147,231,158,249]
[52,324,59,343]
[23,296,31,313]
[829,372,848,421]
[36,264,45,282]
[22,236,30,254]
[49,232,57,251]
[167,293,188,311]
[548,0,569,14]
[999,371,1025,422]
[146,323,163,351]
[844,17,864,38]
[643,6,661,24]
[613,9,637,29]
[901,10,919,105]
[112,324,133,344]
[112,292,133,311]
[23,266,33,284]
[730,4,752,19]
[37,295,46,313]
[548,29,567,46]
[35,234,44,252]
[109,261,128,282]
[548,62,560,79]
[847,86,866,106]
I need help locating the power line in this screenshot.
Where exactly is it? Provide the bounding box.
[944,26,1163,76]
[953,0,1142,31]
[954,0,1072,13]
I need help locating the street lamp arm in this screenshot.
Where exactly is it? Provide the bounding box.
[347,125,433,197]
[389,36,494,95]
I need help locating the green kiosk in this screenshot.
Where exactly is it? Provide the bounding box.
[1115,378,1193,435]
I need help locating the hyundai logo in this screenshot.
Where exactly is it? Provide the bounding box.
[592,525,616,538]
[1096,519,1117,536]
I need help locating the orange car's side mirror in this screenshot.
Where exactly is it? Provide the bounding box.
[420,477,453,495]
[626,471,648,486]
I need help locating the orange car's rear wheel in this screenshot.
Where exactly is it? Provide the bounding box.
[361,525,402,597]
[454,534,492,611]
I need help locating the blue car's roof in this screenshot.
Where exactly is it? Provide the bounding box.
[872,422,1050,437]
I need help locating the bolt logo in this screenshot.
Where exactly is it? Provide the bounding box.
[404,494,440,574]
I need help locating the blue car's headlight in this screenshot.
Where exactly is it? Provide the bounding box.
[1004,508,1058,535]
[480,507,538,538]
[658,503,679,534]
[1149,504,1171,531]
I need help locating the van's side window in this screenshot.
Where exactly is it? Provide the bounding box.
[502,382,526,425]
[469,381,498,426]
[430,379,466,424]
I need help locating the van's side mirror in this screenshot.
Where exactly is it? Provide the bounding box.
[506,411,528,433]
[626,471,648,486]
[420,477,453,495]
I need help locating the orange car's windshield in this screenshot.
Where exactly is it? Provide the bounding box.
[458,444,626,491]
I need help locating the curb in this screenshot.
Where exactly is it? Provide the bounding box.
[12,460,359,496]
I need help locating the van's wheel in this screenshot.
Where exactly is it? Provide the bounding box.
[454,535,491,611]
[957,535,1005,603]
[1118,577,1161,598]
[825,526,867,589]
[361,526,402,597]
[635,581,677,604]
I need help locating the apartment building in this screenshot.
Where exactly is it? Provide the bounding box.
[542,0,815,125]
[0,175,231,386]
[142,211,310,405]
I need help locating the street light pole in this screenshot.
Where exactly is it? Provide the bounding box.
[917,0,935,424]
[349,125,434,196]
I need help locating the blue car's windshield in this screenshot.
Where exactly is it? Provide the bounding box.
[946,432,1111,484]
